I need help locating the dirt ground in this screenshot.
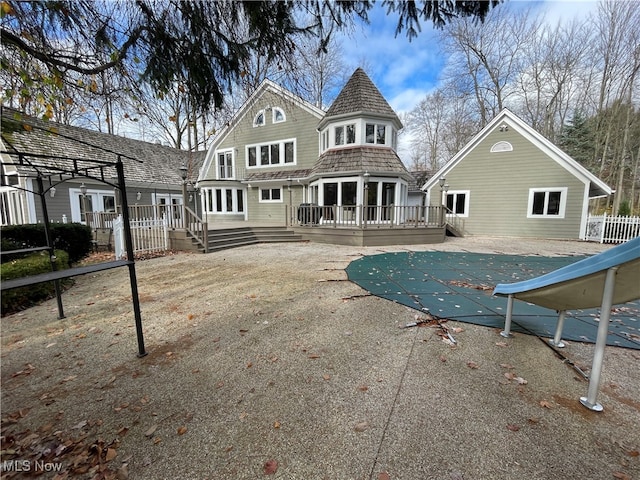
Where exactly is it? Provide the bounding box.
[1,237,639,480]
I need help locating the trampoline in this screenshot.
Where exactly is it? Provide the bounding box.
[346,250,640,350]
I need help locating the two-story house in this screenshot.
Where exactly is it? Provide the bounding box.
[198,69,425,242]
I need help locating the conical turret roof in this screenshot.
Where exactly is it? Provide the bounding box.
[321,68,401,128]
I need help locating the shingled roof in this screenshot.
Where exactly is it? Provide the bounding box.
[322,68,401,127]
[311,147,412,180]
[1,107,204,186]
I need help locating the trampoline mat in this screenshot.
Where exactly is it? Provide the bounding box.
[346,251,640,350]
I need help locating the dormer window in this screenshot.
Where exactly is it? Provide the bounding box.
[272,107,285,123]
[366,123,386,145]
[253,110,265,127]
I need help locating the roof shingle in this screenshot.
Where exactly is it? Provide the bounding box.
[324,68,400,125]
[1,107,204,186]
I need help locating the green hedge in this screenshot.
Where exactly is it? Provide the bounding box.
[1,250,71,316]
[1,223,92,264]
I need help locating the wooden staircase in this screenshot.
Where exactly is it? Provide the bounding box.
[192,226,304,253]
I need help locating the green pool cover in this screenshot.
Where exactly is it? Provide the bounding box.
[346,251,640,350]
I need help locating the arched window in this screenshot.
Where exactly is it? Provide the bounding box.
[490,141,513,153]
[253,110,265,127]
[272,107,286,123]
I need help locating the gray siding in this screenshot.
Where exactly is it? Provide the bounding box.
[432,128,587,239]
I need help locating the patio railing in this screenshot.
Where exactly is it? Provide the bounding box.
[287,204,445,228]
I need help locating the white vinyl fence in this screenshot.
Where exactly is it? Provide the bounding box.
[583,213,640,243]
[113,214,169,259]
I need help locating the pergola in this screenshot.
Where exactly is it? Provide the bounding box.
[1,145,147,357]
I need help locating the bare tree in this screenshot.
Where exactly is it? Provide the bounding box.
[439,4,538,126]
[515,19,593,140]
[589,0,640,212]
[406,89,447,171]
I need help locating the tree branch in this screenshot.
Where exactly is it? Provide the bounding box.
[1,26,144,76]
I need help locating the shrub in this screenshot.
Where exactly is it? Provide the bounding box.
[1,250,71,316]
[1,223,92,264]
[618,200,631,217]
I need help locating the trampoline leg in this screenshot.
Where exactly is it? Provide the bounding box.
[549,310,566,348]
[500,295,514,338]
[580,266,618,412]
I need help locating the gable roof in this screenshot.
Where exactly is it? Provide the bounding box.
[200,80,325,180]
[422,108,612,198]
[1,106,204,187]
[319,68,401,130]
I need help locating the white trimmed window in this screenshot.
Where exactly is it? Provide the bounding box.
[445,190,470,217]
[334,123,356,146]
[259,187,282,203]
[527,188,567,218]
[366,123,386,145]
[253,110,265,127]
[217,149,234,179]
[321,130,329,151]
[70,187,116,223]
[247,139,295,168]
[203,187,244,213]
[490,141,513,153]
[272,107,286,123]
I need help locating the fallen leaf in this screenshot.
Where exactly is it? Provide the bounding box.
[72,420,88,429]
[273,421,281,429]
[451,327,464,333]
[495,341,509,347]
[116,463,129,480]
[177,426,187,435]
[613,472,631,480]
[514,376,528,385]
[500,363,515,369]
[144,425,158,437]
[506,424,520,432]
[117,426,129,436]
[354,421,369,432]
[379,472,391,480]
[626,450,640,457]
[105,447,117,461]
[358,385,369,392]
[263,459,278,475]
[246,361,253,368]
[322,374,331,381]
[466,361,479,369]
[439,355,447,362]
[539,400,553,409]
[504,372,516,381]
[307,353,321,359]
[153,436,162,444]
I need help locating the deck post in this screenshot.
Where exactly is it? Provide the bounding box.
[549,310,567,348]
[580,266,618,412]
[500,294,514,338]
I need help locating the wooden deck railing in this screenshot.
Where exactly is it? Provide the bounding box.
[287,204,446,228]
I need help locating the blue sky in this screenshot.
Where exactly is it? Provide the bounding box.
[333,0,601,116]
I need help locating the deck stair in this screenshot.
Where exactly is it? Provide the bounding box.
[193,226,304,253]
